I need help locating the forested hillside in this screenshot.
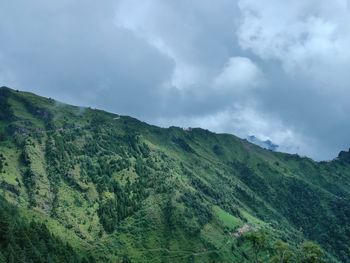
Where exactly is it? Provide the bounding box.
[0,86,349,262]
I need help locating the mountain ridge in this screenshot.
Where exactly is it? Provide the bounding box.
[1,85,347,161]
[0,86,350,262]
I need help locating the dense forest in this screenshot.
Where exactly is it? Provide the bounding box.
[0,196,95,263]
[0,86,349,262]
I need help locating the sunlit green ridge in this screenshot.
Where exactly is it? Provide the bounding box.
[0,86,349,262]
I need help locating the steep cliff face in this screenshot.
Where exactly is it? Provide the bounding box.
[0,87,349,262]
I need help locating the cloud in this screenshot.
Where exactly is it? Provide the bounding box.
[154,105,313,156]
[235,0,350,159]
[238,0,350,92]
[0,0,350,160]
[115,0,241,90]
[0,0,175,118]
[213,57,263,92]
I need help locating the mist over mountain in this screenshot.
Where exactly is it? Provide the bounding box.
[247,135,279,151]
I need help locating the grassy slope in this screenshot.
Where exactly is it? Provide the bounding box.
[0,86,349,262]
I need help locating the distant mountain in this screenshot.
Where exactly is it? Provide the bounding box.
[247,135,279,151]
[0,86,349,262]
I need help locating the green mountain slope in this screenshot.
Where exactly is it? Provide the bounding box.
[0,196,94,263]
[0,86,349,262]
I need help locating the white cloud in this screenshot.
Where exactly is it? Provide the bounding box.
[213,56,263,92]
[237,0,350,92]
[114,0,240,90]
[155,105,313,156]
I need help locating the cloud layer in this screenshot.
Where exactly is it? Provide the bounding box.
[1,0,350,160]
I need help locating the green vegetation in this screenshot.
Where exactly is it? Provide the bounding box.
[0,196,94,263]
[0,86,349,262]
[236,230,326,263]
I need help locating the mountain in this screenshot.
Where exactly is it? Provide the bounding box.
[0,86,350,262]
[247,135,279,151]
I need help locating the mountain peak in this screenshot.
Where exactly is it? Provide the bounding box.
[247,135,279,151]
[338,148,350,162]
[0,86,14,91]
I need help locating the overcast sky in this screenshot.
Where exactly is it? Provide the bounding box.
[1,0,350,160]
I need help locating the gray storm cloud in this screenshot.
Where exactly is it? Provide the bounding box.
[0,0,350,160]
